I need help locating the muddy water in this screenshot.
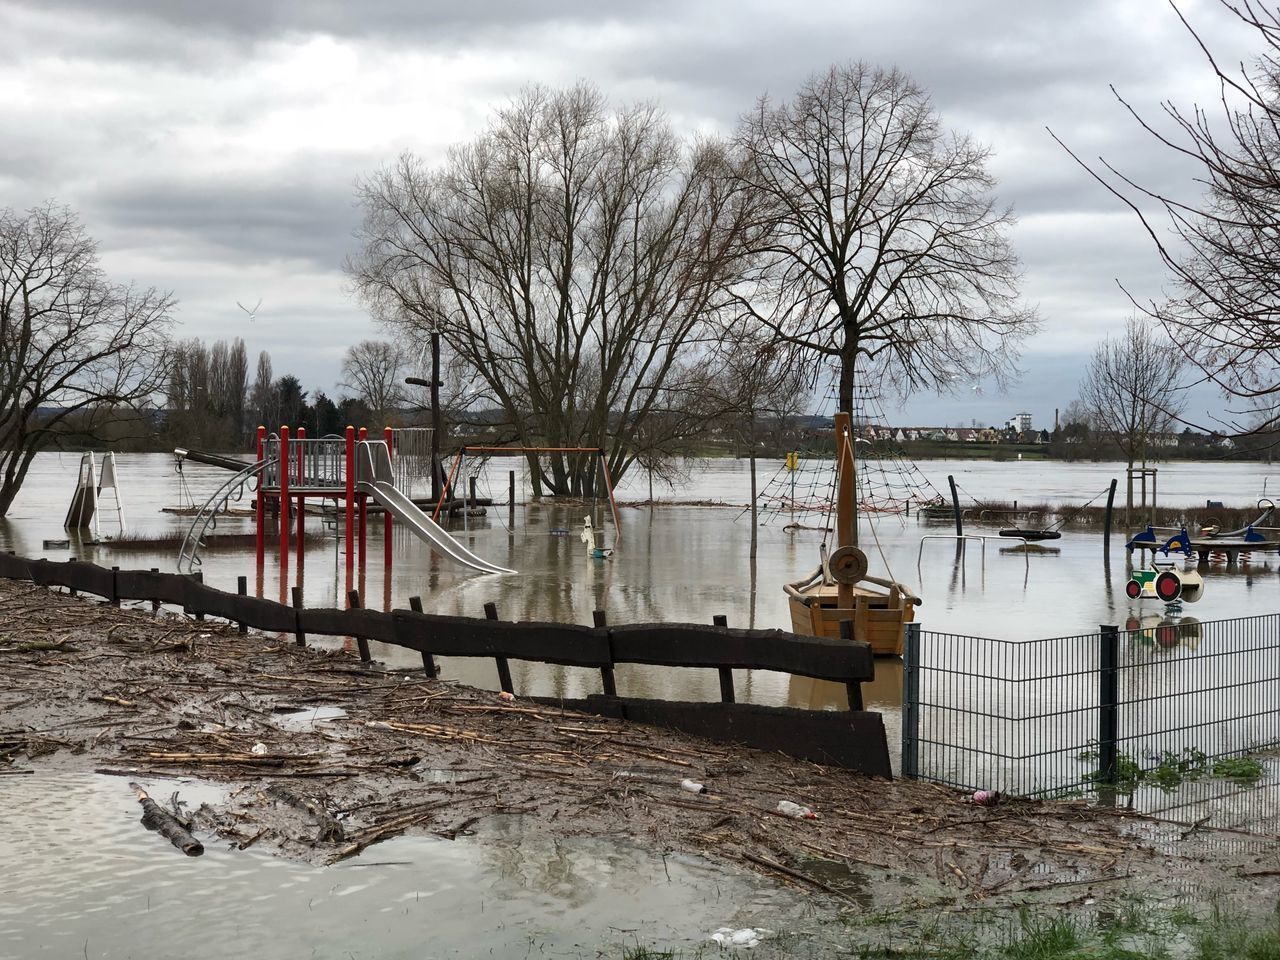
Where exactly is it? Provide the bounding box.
[0,772,833,960]
[3,453,1280,724]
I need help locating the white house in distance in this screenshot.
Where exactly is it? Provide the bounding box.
[1006,412,1032,433]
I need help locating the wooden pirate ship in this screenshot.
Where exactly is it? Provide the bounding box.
[783,413,921,656]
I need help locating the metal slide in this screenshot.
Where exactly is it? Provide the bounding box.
[355,441,514,575]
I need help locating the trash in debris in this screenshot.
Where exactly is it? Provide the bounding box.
[250,742,268,755]
[710,927,770,947]
[680,778,708,794]
[971,789,1000,806]
[498,691,515,702]
[775,800,817,819]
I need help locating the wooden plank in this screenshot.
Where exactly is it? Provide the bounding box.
[184,582,297,633]
[528,695,892,777]
[27,558,114,598]
[607,623,874,682]
[390,611,611,668]
[115,568,194,606]
[0,552,31,580]
[296,606,395,645]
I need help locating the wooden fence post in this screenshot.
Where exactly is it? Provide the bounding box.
[712,614,735,703]
[291,586,305,647]
[593,609,617,696]
[408,596,437,677]
[192,571,205,620]
[1098,623,1120,796]
[484,601,514,695]
[348,589,371,663]
[236,576,249,634]
[110,566,120,607]
[839,620,864,710]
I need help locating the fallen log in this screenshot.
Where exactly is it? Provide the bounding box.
[130,782,204,856]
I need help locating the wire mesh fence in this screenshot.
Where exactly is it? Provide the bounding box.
[902,614,1280,796]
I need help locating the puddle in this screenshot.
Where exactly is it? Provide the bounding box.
[0,772,833,959]
[271,705,348,732]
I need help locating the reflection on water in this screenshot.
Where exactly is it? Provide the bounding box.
[4,454,1280,715]
[0,772,811,960]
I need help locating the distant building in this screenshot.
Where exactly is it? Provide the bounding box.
[1006,412,1032,433]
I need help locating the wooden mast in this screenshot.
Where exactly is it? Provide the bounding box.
[834,412,855,608]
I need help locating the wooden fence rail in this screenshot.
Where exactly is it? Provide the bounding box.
[0,551,891,775]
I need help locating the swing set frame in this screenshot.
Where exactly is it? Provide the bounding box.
[433,446,623,543]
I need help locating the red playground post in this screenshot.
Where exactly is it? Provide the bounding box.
[295,426,306,566]
[255,425,266,568]
[358,427,368,571]
[278,426,290,573]
[384,425,394,570]
[344,426,355,575]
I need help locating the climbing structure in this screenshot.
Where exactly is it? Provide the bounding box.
[755,379,944,527]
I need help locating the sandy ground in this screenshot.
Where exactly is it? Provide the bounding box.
[2,577,1278,915]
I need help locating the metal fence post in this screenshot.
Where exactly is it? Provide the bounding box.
[1099,624,1120,789]
[901,622,921,779]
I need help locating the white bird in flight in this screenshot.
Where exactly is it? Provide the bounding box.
[236,298,263,321]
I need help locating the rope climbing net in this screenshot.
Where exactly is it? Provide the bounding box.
[752,378,946,528]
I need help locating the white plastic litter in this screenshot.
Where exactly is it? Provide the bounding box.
[250,742,268,755]
[681,779,708,794]
[776,800,817,819]
[710,927,770,947]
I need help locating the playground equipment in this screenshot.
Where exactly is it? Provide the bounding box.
[63,452,126,537]
[1124,528,1204,603]
[354,439,513,575]
[177,425,512,577]
[1126,499,1278,567]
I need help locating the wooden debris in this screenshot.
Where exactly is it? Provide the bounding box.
[130,782,203,856]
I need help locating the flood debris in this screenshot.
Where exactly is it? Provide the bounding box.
[131,781,203,856]
[0,578,1277,913]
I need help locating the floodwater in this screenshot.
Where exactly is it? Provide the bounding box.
[3,452,1280,723]
[4,452,1280,956]
[0,772,824,959]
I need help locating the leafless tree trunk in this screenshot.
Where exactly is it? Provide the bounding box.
[1054,1,1280,435]
[349,83,757,495]
[734,63,1037,540]
[1078,317,1187,517]
[0,203,173,516]
[249,350,276,431]
[340,339,407,428]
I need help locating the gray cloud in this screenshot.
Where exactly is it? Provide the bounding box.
[0,0,1261,421]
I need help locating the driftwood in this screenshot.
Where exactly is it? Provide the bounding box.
[267,785,345,842]
[130,782,203,856]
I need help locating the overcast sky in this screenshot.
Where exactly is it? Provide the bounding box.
[0,0,1260,430]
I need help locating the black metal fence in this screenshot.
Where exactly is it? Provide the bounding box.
[901,614,1280,796]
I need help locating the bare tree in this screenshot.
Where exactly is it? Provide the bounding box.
[339,339,407,427]
[1055,2,1280,432]
[0,203,173,516]
[1078,316,1188,512]
[249,350,276,430]
[349,83,757,496]
[734,63,1036,538]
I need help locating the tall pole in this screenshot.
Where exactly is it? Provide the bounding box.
[254,425,265,569]
[431,330,442,502]
[344,425,355,577]
[834,412,855,610]
[278,426,290,572]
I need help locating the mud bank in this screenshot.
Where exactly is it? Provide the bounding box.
[1,578,1277,916]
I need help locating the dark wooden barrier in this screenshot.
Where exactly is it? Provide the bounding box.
[26,558,116,600]
[391,611,611,667]
[608,622,874,683]
[115,568,197,607]
[183,581,297,633]
[531,695,892,777]
[297,606,396,645]
[0,552,890,775]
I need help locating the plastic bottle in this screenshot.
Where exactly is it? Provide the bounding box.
[680,779,708,794]
[776,800,818,819]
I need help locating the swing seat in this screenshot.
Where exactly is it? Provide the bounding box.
[999,528,1061,541]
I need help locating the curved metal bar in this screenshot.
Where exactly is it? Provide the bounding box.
[177,458,274,572]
